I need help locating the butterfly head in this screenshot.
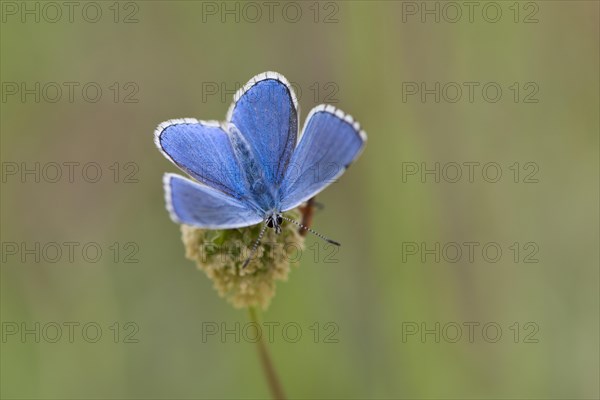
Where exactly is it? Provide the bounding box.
[265,213,283,234]
[242,209,341,269]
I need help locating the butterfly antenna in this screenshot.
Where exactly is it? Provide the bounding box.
[242,223,269,269]
[280,216,341,246]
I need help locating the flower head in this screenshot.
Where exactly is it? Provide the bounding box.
[181,208,305,309]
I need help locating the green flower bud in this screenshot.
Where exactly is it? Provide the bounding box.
[181,209,305,310]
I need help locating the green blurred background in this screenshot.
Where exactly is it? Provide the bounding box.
[1,1,598,399]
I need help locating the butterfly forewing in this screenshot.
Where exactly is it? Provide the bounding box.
[278,105,367,212]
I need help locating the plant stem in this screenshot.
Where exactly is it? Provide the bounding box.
[248,306,287,400]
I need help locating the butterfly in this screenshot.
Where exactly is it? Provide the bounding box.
[155,72,366,265]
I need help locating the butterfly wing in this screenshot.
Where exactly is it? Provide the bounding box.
[227,71,298,189]
[155,118,252,202]
[279,105,367,212]
[164,173,262,229]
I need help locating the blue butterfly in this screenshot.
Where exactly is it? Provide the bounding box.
[155,72,366,262]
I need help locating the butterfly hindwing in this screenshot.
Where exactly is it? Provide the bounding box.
[164,173,262,229]
[279,105,367,212]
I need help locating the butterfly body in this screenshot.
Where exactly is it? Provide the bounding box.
[155,72,366,234]
[227,123,278,213]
